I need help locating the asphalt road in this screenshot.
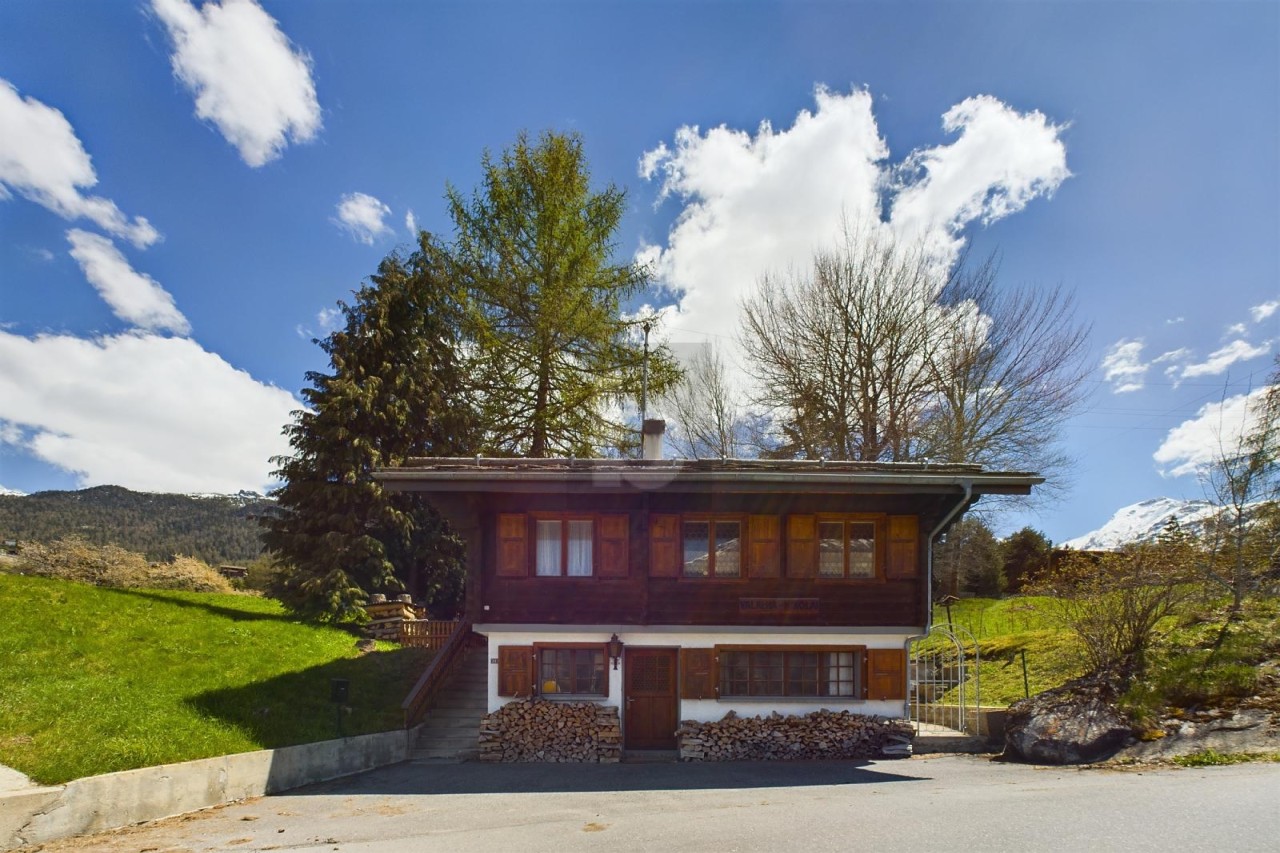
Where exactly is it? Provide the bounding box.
[27,755,1280,853]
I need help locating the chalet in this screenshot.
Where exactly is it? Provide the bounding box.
[378,421,1041,757]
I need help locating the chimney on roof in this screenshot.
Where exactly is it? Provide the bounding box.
[642,419,666,461]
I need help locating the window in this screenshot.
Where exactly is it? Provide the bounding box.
[719,649,859,698]
[682,518,741,578]
[817,519,876,579]
[537,647,606,696]
[535,517,594,577]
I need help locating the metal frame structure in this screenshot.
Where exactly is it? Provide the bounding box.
[909,623,980,735]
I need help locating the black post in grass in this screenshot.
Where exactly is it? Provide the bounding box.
[330,678,350,738]
[1020,650,1030,698]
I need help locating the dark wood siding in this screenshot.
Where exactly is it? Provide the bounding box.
[476,493,939,628]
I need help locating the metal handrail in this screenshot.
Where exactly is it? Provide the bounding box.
[401,617,473,728]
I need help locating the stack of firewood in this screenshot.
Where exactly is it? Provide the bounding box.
[677,709,914,761]
[478,699,621,762]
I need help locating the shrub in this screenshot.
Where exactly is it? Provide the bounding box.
[14,537,233,593]
[1028,539,1197,682]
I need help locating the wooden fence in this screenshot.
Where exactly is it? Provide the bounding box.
[399,619,459,650]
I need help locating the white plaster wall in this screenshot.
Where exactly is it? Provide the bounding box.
[478,628,911,722]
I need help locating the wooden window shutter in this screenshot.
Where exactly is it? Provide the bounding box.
[680,648,717,700]
[649,513,681,577]
[496,513,528,577]
[786,514,817,578]
[886,515,919,579]
[746,515,780,578]
[598,514,630,578]
[867,649,906,700]
[497,645,534,698]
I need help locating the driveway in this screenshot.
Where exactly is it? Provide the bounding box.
[23,755,1280,852]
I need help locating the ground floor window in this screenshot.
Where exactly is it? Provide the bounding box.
[537,646,607,696]
[718,649,859,697]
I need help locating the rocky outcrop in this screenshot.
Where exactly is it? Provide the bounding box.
[1002,676,1133,764]
[678,710,913,761]
[1114,709,1280,762]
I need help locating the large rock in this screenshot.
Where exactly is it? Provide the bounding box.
[1002,676,1133,764]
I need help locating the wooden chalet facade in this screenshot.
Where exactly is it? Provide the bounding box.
[378,446,1040,753]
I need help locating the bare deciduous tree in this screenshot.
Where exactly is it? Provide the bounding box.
[739,227,1090,482]
[1199,358,1280,615]
[663,342,748,459]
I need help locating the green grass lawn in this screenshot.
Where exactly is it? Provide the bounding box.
[926,594,1280,710]
[928,597,1087,705]
[0,574,432,784]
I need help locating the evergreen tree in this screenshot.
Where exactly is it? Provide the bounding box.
[447,130,678,457]
[262,235,479,622]
[1001,527,1053,593]
[934,517,1004,598]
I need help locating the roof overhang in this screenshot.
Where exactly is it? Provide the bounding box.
[375,458,1043,497]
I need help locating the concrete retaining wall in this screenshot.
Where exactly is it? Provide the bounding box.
[1,727,416,851]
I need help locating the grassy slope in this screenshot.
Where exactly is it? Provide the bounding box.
[0,574,431,784]
[930,595,1280,711]
[928,597,1087,705]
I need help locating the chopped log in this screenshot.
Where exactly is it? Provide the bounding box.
[676,710,914,761]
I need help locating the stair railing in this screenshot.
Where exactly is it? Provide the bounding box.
[401,617,474,728]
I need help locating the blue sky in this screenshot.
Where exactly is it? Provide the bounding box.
[0,0,1276,544]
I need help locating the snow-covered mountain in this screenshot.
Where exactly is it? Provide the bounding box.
[1061,497,1221,551]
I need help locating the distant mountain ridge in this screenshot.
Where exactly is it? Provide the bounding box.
[0,485,274,565]
[1061,497,1224,551]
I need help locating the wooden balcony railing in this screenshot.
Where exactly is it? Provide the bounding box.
[399,618,459,650]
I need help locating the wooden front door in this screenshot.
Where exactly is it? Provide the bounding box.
[624,647,678,750]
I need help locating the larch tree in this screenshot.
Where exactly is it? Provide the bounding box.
[262,235,479,622]
[447,130,679,457]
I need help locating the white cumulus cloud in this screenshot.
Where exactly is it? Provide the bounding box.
[405,208,417,235]
[889,94,1071,257]
[1181,339,1272,379]
[66,230,190,334]
[1154,387,1268,477]
[0,79,159,247]
[0,331,298,493]
[638,87,1070,349]
[334,192,391,244]
[151,0,321,168]
[1251,300,1278,323]
[1100,339,1148,393]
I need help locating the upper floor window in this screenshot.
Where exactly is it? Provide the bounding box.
[818,519,876,579]
[535,517,593,576]
[682,518,741,578]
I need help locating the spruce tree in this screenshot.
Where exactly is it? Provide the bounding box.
[263,235,478,622]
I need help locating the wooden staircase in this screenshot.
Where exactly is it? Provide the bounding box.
[409,649,488,762]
